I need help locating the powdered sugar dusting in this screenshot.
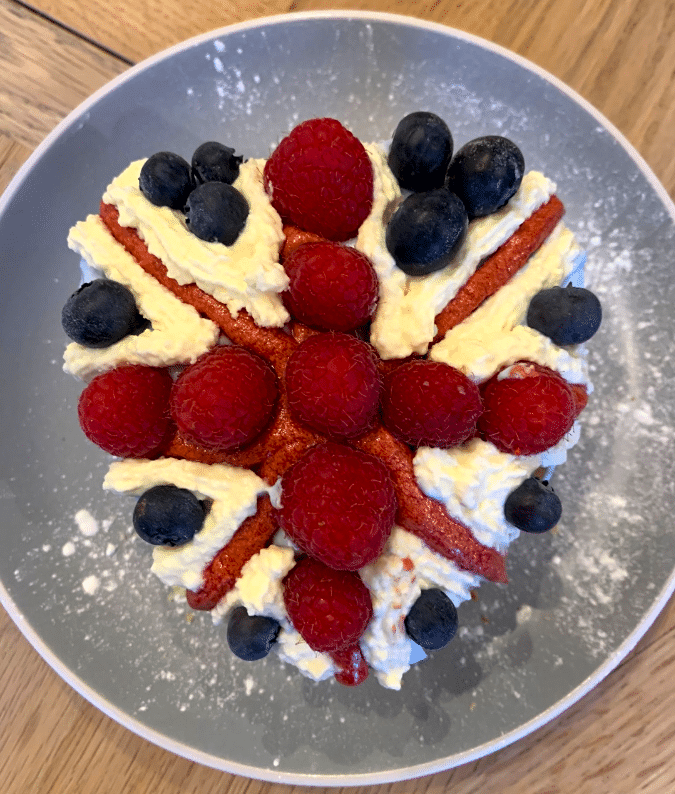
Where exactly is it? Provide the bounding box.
[82,574,100,595]
[75,508,98,536]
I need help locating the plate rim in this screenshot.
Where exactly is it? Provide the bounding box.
[1,9,674,786]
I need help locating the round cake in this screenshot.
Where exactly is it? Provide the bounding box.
[61,114,601,689]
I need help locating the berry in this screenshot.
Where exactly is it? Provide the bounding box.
[263,118,373,241]
[78,365,172,457]
[477,362,576,455]
[139,152,193,209]
[285,333,381,439]
[385,187,468,276]
[446,136,525,219]
[283,242,379,331]
[331,644,369,686]
[227,606,281,660]
[388,111,453,192]
[382,359,483,448]
[279,443,396,570]
[133,484,206,546]
[404,588,458,650]
[527,285,602,345]
[282,556,373,652]
[62,279,148,348]
[504,477,562,533]
[191,141,243,185]
[170,346,278,451]
[184,181,249,244]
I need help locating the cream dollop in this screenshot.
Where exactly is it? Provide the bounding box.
[359,527,482,689]
[103,458,269,591]
[64,215,219,380]
[430,224,590,385]
[356,161,555,360]
[103,158,289,327]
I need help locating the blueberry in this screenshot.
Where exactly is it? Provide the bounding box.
[527,285,602,345]
[133,485,206,546]
[61,279,148,348]
[386,187,468,276]
[227,606,281,661]
[192,141,243,185]
[446,136,525,219]
[388,111,453,192]
[404,588,459,650]
[504,477,562,533]
[139,152,193,209]
[184,181,249,244]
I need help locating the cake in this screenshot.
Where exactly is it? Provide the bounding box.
[61,114,601,689]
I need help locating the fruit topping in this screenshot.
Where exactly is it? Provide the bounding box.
[385,187,468,276]
[331,644,369,686]
[170,346,278,451]
[227,605,281,661]
[526,284,602,345]
[133,484,206,546]
[404,588,459,650]
[191,141,243,185]
[78,364,172,458]
[279,442,396,571]
[184,181,249,244]
[388,111,454,192]
[477,362,577,455]
[285,333,381,439]
[382,359,483,448]
[504,476,562,533]
[139,151,193,209]
[263,118,374,241]
[62,279,148,348]
[446,135,525,219]
[283,241,379,332]
[282,556,373,652]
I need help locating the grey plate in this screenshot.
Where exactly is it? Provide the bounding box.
[1,11,674,785]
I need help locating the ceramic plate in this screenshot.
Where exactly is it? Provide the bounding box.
[1,11,674,785]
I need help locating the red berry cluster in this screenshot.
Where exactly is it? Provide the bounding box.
[77,346,279,458]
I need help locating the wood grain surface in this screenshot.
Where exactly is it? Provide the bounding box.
[1,0,674,791]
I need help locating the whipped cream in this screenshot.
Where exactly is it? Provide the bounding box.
[64,215,219,380]
[414,426,582,554]
[356,155,555,360]
[103,458,269,591]
[360,527,482,688]
[430,223,590,385]
[103,158,289,328]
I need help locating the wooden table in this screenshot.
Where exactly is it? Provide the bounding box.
[2,1,674,791]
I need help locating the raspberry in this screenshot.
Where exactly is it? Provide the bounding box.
[78,365,172,458]
[170,346,278,451]
[263,118,374,241]
[382,360,483,447]
[283,556,373,652]
[477,362,576,455]
[279,442,396,570]
[331,644,369,686]
[285,333,381,439]
[283,242,379,332]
